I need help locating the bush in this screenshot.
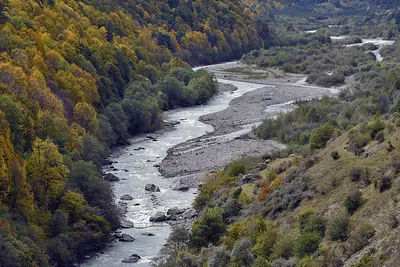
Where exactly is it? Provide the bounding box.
[350,167,363,182]
[189,207,226,248]
[226,162,247,177]
[252,221,279,258]
[294,232,320,258]
[327,214,350,241]
[331,151,340,160]
[208,246,231,267]
[378,176,392,192]
[271,234,295,260]
[309,124,335,151]
[297,209,327,236]
[391,156,400,175]
[346,223,375,255]
[375,130,385,143]
[251,257,271,267]
[348,134,369,155]
[365,118,385,139]
[344,190,363,214]
[230,239,254,266]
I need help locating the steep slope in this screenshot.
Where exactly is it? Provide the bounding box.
[0,0,268,266]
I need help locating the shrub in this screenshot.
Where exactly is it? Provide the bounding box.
[350,167,363,182]
[230,239,254,266]
[391,156,400,175]
[344,190,363,214]
[327,214,350,241]
[189,207,226,248]
[378,176,392,192]
[297,209,327,236]
[309,124,335,151]
[365,118,385,139]
[346,223,375,255]
[272,234,295,260]
[331,151,340,160]
[294,232,320,258]
[208,246,231,267]
[252,221,279,258]
[375,130,385,143]
[348,134,369,155]
[226,162,247,177]
[251,257,271,267]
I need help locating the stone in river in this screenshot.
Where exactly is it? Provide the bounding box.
[183,210,196,219]
[119,233,135,242]
[167,207,183,215]
[120,194,134,201]
[149,211,166,222]
[142,232,155,236]
[120,219,134,228]
[104,173,120,182]
[122,254,141,263]
[172,183,189,191]
[145,184,160,192]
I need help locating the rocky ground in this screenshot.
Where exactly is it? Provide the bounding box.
[159,62,348,186]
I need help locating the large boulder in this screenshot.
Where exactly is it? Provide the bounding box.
[149,211,166,222]
[145,184,160,192]
[120,219,134,228]
[172,183,189,191]
[183,210,196,219]
[119,233,135,242]
[239,173,263,185]
[167,207,183,215]
[122,254,141,263]
[120,194,134,201]
[104,173,120,182]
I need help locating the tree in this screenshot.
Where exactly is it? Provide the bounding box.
[73,102,99,134]
[190,207,226,248]
[0,0,8,24]
[27,139,69,208]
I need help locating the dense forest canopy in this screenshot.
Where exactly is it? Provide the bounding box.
[0,0,273,266]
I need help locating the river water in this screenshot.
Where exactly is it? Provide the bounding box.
[82,68,265,267]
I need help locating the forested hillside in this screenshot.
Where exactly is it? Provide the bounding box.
[0,0,270,266]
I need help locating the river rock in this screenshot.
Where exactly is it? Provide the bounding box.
[104,173,120,182]
[167,207,183,215]
[119,233,135,242]
[146,135,157,140]
[120,194,134,201]
[142,232,155,236]
[120,219,134,228]
[153,164,160,168]
[183,210,196,219]
[149,211,166,222]
[114,232,123,239]
[172,183,189,191]
[239,173,263,185]
[145,184,160,192]
[166,214,177,221]
[122,254,141,263]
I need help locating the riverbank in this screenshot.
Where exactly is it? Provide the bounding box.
[159,62,345,185]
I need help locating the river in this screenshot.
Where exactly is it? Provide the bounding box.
[82,66,266,267]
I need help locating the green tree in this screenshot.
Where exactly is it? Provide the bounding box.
[27,139,69,208]
[309,124,335,151]
[190,207,226,248]
[73,102,99,134]
[0,0,8,24]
